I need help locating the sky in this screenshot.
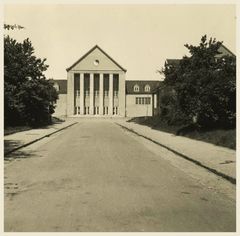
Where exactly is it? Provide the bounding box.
[4,4,236,81]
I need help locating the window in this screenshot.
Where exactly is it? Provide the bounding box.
[94,107,99,115]
[134,84,139,92]
[84,73,90,95]
[94,74,100,92]
[113,107,118,115]
[76,90,80,97]
[74,74,80,94]
[85,106,90,114]
[144,84,150,92]
[113,74,119,95]
[136,97,151,105]
[85,90,89,96]
[104,107,108,115]
[114,91,118,97]
[94,59,99,66]
[74,106,80,114]
[53,83,59,91]
[136,97,138,104]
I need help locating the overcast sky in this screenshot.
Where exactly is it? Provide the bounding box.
[4,4,236,81]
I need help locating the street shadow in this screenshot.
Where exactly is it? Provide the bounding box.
[4,140,22,154]
[4,140,38,161]
[31,116,66,130]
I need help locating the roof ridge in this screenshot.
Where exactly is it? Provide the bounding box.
[66,45,127,72]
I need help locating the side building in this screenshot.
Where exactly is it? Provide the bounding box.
[126,80,160,117]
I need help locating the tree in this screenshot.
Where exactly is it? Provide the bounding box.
[4,31,58,127]
[160,35,236,129]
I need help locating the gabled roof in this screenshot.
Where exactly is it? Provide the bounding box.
[52,79,67,94]
[126,80,161,94]
[66,45,127,72]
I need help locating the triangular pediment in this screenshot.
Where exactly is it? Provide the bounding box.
[66,45,126,72]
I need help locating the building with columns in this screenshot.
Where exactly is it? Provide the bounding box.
[66,45,126,117]
[52,44,235,118]
[52,45,160,118]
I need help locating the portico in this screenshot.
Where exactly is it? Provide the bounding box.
[66,45,126,117]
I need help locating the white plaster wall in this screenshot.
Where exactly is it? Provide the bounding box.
[53,94,67,117]
[126,94,153,117]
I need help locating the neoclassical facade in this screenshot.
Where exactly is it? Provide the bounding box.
[53,45,160,118]
[66,45,126,117]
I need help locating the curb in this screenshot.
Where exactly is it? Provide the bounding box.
[4,122,78,157]
[116,123,236,185]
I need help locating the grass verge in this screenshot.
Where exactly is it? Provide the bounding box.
[127,116,236,150]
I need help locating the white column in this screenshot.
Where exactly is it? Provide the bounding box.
[80,73,84,115]
[154,94,157,108]
[99,73,104,115]
[109,73,113,116]
[89,73,94,115]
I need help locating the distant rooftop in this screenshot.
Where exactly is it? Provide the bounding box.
[165,44,235,67]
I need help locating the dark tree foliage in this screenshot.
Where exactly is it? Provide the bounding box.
[160,35,236,129]
[4,34,58,127]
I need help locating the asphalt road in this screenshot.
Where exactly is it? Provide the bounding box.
[4,120,236,232]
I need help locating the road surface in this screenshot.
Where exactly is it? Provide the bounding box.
[4,119,236,232]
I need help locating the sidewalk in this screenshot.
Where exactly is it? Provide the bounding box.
[4,119,78,156]
[115,120,236,183]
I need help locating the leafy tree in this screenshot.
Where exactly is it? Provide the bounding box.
[4,30,58,127]
[160,35,236,129]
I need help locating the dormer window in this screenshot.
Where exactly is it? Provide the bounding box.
[144,84,150,92]
[134,84,139,92]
